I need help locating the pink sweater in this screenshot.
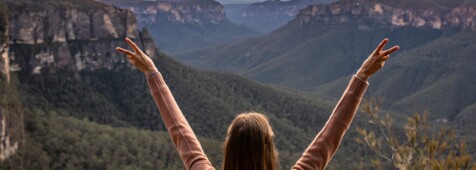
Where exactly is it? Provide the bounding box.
[147,73,368,170]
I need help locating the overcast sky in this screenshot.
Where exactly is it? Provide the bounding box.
[216,0,267,4]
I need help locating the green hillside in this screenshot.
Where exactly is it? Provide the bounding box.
[175,20,445,88]
[0,109,221,170]
[10,49,375,168]
[315,32,476,124]
[147,20,258,54]
[173,0,476,127]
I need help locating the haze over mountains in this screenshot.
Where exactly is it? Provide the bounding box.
[97,0,258,54]
[225,0,336,33]
[176,0,476,122]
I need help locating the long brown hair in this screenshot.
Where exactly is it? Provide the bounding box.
[222,112,278,170]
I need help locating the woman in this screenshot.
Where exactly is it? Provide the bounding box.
[116,38,399,170]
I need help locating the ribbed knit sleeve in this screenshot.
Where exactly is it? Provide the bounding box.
[292,75,369,170]
[147,72,215,170]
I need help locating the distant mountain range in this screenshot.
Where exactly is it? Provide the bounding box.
[175,0,476,124]
[225,0,336,33]
[97,0,259,54]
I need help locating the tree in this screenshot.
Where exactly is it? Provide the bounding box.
[355,98,475,170]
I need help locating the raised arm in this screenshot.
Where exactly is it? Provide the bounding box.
[293,39,399,170]
[116,38,214,170]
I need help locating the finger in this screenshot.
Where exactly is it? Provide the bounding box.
[127,55,134,60]
[381,55,389,61]
[128,58,136,66]
[125,38,149,64]
[375,38,389,53]
[116,47,135,56]
[382,46,400,56]
[125,38,143,53]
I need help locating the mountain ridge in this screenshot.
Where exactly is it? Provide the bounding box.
[175,0,476,122]
[97,0,259,54]
[225,0,336,33]
[297,0,476,31]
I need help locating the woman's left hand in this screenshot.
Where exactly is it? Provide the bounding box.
[356,38,400,81]
[116,38,159,76]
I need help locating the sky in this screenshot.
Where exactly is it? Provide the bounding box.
[216,0,267,4]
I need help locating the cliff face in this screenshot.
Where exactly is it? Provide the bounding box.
[0,3,8,83]
[240,0,334,19]
[297,0,476,31]
[0,3,22,162]
[98,0,227,25]
[6,1,157,75]
[1,0,158,161]
[0,85,23,162]
[96,0,257,54]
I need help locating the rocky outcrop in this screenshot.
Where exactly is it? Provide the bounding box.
[0,0,160,162]
[0,4,8,83]
[96,0,257,54]
[1,0,160,161]
[6,0,157,75]
[297,0,476,31]
[0,41,8,83]
[97,0,227,25]
[240,0,334,19]
[0,105,22,161]
[0,3,20,162]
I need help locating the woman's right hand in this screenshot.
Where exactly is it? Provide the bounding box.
[356,38,400,81]
[116,38,159,76]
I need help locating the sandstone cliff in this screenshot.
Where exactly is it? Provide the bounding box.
[0,0,159,161]
[99,0,227,25]
[5,0,157,75]
[0,3,23,162]
[240,0,334,19]
[96,0,257,54]
[0,3,8,82]
[297,0,476,31]
[0,81,23,162]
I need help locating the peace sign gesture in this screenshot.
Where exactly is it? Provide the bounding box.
[116,38,159,76]
[356,38,400,81]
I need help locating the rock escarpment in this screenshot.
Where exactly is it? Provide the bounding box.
[240,0,334,19]
[96,0,257,54]
[0,3,22,162]
[0,3,8,82]
[100,0,227,25]
[6,0,157,75]
[298,0,476,31]
[0,0,158,161]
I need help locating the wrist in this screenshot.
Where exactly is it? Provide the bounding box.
[356,71,370,82]
[145,68,159,77]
